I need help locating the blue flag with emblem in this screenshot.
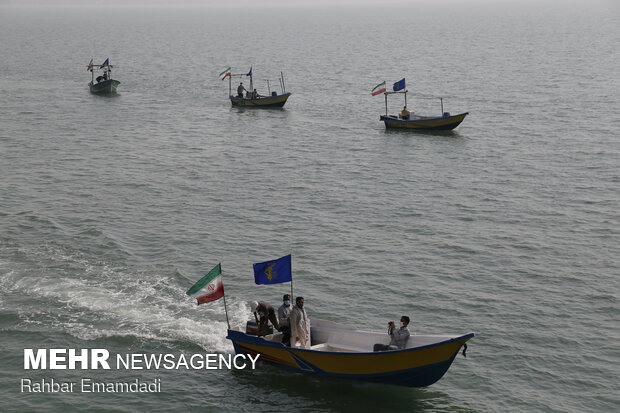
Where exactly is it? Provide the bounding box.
[393,78,406,91]
[246,67,252,77]
[100,58,109,68]
[253,254,292,285]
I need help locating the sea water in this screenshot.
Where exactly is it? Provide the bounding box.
[1,1,619,412]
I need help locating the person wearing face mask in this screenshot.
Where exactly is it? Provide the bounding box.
[373,316,411,352]
[250,300,280,337]
[277,294,292,346]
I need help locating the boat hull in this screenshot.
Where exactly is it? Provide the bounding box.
[380,112,468,130]
[89,79,120,94]
[230,92,291,108]
[227,329,473,387]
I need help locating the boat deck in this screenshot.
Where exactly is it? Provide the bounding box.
[244,318,464,353]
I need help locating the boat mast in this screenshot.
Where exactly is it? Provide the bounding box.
[384,92,388,116]
[229,72,232,97]
[281,72,286,94]
[440,97,444,114]
[220,265,231,330]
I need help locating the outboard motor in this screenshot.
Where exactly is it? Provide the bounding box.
[246,320,273,336]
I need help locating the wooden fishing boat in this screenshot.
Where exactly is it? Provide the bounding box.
[380,90,467,131]
[87,58,119,94]
[380,112,468,130]
[230,92,291,107]
[227,318,473,387]
[223,67,291,108]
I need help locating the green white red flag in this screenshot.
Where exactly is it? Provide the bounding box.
[220,67,231,80]
[186,263,225,305]
[371,81,386,96]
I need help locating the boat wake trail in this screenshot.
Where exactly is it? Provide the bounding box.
[0,222,244,353]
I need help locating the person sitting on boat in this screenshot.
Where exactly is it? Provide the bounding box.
[373,316,410,352]
[289,296,311,349]
[251,300,280,337]
[401,106,410,120]
[277,294,292,346]
[237,82,246,98]
[251,89,261,99]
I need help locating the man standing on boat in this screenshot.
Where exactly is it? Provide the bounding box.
[373,316,410,351]
[278,294,292,346]
[289,296,311,349]
[237,82,246,98]
[251,301,280,336]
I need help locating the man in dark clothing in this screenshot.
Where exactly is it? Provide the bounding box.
[251,300,280,336]
[237,82,246,98]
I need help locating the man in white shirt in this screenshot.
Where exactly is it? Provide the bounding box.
[289,296,310,349]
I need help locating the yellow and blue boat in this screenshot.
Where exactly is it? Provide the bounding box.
[227,318,473,387]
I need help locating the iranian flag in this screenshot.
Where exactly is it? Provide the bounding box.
[219,67,231,80]
[186,263,225,305]
[371,81,386,96]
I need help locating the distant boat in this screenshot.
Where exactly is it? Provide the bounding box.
[380,90,467,131]
[227,318,473,387]
[222,66,291,108]
[87,58,120,94]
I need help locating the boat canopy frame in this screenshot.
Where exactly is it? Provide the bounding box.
[88,60,114,86]
[228,69,287,98]
[383,90,446,117]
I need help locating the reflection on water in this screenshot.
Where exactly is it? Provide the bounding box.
[228,364,467,413]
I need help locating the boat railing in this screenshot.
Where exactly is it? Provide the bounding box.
[227,69,287,97]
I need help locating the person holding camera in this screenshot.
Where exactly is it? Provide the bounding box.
[373,316,411,352]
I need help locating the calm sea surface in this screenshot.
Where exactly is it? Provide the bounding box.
[1,2,619,412]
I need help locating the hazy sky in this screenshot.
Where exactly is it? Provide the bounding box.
[0,0,606,6]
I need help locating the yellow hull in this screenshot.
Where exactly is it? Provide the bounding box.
[227,329,473,387]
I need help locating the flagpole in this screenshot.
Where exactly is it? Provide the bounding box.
[290,254,294,300]
[385,92,388,116]
[220,264,231,330]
